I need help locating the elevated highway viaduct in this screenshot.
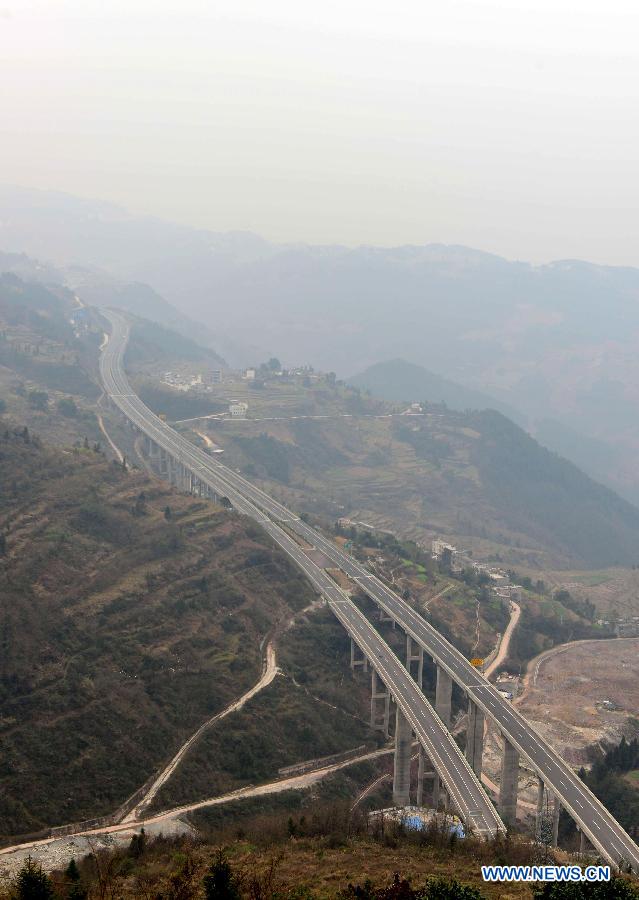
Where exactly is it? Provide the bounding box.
[100,308,639,868]
[99,308,503,839]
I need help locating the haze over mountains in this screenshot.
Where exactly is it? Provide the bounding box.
[2,184,639,503]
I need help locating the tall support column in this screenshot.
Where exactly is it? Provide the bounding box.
[370,670,390,736]
[579,829,588,855]
[149,441,160,474]
[535,779,546,840]
[432,774,442,809]
[498,738,520,824]
[435,665,453,727]
[350,639,368,671]
[416,745,425,806]
[406,637,423,688]
[392,708,412,807]
[378,608,395,627]
[552,797,561,847]
[465,700,484,778]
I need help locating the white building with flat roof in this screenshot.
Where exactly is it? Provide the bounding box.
[229,401,248,418]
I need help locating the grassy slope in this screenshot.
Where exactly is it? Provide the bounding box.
[149,607,381,812]
[0,425,322,837]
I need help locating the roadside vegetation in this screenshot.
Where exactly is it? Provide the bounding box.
[4,800,639,899]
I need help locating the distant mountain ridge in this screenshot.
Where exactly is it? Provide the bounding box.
[4,185,639,503]
[348,359,523,421]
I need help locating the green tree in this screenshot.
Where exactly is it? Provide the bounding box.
[12,856,55,899]
[64,859,80,882]
[532,876,639,898]
[27,390,49,411]
[133,492,147,517]
[63,859,88,900]
[57,397,78,417]
[424,878,485,899]
[128,827,146,858]
[203,850,242,900]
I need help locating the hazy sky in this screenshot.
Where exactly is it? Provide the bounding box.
[3,0,639,263]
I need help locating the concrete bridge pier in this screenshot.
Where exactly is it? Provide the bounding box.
[148,440,160,466]
[370,669,390,736]
[416,745,425,806]
[435,665,452,727]
[552,797,561,847]
[465,700,484,778]
[535,779,546,839]
[498,738,520,824]
[158,448,168,477]
[579,829,588,855]
[432,774,451,811]
[350,639,368,671]
[392,708,412,807]
[406,636,424,688]
[379,609,395,628]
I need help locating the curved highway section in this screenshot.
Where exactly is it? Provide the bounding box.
[100,308,639,868]
[99,308,504,839]
[176,386,639,871]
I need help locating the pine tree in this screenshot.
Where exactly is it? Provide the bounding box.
[13,856,55,899]
[65,859,80,882]
[203,850,241,900]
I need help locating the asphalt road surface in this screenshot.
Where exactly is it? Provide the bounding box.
[99,308,504,838]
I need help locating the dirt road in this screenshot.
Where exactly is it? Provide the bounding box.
[122,641,279,823]
[0,747,389,878]
[484,601,521,679]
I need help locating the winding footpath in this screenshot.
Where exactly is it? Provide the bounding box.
[121,642,279,823]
